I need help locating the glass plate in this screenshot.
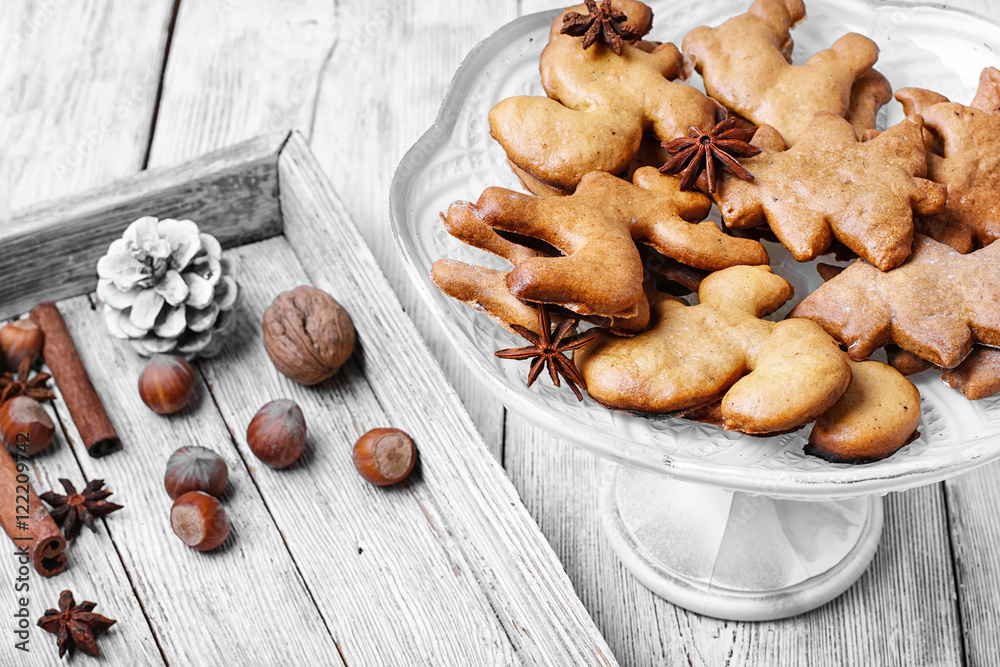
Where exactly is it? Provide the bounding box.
[389,0,1000,500]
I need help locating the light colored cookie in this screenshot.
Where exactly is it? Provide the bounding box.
[806,360,921,463]
[576,265,852,434]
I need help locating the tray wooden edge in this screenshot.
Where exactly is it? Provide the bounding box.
[0,131,289,320]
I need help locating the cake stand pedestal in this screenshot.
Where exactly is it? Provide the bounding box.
[598,460,883,621]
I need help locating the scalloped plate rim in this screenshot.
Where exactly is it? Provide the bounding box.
[388,0,1000,499]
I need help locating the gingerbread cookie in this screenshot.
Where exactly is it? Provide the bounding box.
[452,169,767,318]
[683,0,881,145]
[644,250,708,295]
[885,346,933,376]
[432,260,541,334]
[941,347,1000,400]
[576,265,852,434]
[886,341,1000,401]
[845,69,893,140]
[791,234,1000,368]
[489,1,718,192]
[896,67,1000,248]
[432,202,651,334]
[806,360,921,463]
[713,113,946,271]
[683,357,921,463]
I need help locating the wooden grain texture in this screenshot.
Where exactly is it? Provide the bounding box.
[44,295,345,665]
[0,2,173,662]
[204,238,520,666]
[308,0,521,459]
[0,134,286,321]
[147,0,333,166]
[0,323,164,666]
[2,0,998,663]
[946,466,1000,667]
[0,0,174,214]
[278,133,617,666]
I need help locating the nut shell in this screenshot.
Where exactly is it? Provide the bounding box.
[0,396,55,456]
[247,399,307,469]
[0,320,44,371]
[170,491,231,551]
[139,355,196,415]
[262,286,355,385]
[164,446,229,499]
[352,428,417,486]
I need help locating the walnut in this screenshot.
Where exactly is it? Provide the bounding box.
[262,286,355,385]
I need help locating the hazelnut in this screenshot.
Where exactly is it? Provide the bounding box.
[0,320,44,371]
[164,446,228,500]
[262,286,355,385]
[138,355,196,415]
[170,491,231,551]
[352,428,417,486]
[247,399,306,468]
[0,396,55,456]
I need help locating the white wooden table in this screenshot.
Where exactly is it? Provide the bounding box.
[2,1,998,664]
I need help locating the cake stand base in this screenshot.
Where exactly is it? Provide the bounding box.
[598,460,883,621]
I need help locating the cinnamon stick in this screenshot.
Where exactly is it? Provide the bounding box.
[29,302,121,457]
[0,448,66,577]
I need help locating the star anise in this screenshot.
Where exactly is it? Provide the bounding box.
[659,118,763,193]
[0,357,55,404]
[38,590,116,658]
[560,0,642,55]
[40,479,123,541]
[495,305,599,401]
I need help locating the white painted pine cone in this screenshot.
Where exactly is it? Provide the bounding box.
[96,217,240,359]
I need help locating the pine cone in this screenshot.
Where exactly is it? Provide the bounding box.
[96,217,240,359]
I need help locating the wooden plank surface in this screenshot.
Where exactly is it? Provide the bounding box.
[0,327,165,666]
[946,468,1000,666]
[45,296,344,665]
[279,134,616,665]
[2,0,999,664]
[147,0,333,166]
[0,0,175,214]
[506,422,965,667]
[0,2,174,663]
[204,237,520,665]
[308,0,520,460]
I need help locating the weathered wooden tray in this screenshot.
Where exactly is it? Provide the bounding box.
[0,133,615,665]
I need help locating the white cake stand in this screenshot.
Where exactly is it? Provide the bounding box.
[389,0,1000,620]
